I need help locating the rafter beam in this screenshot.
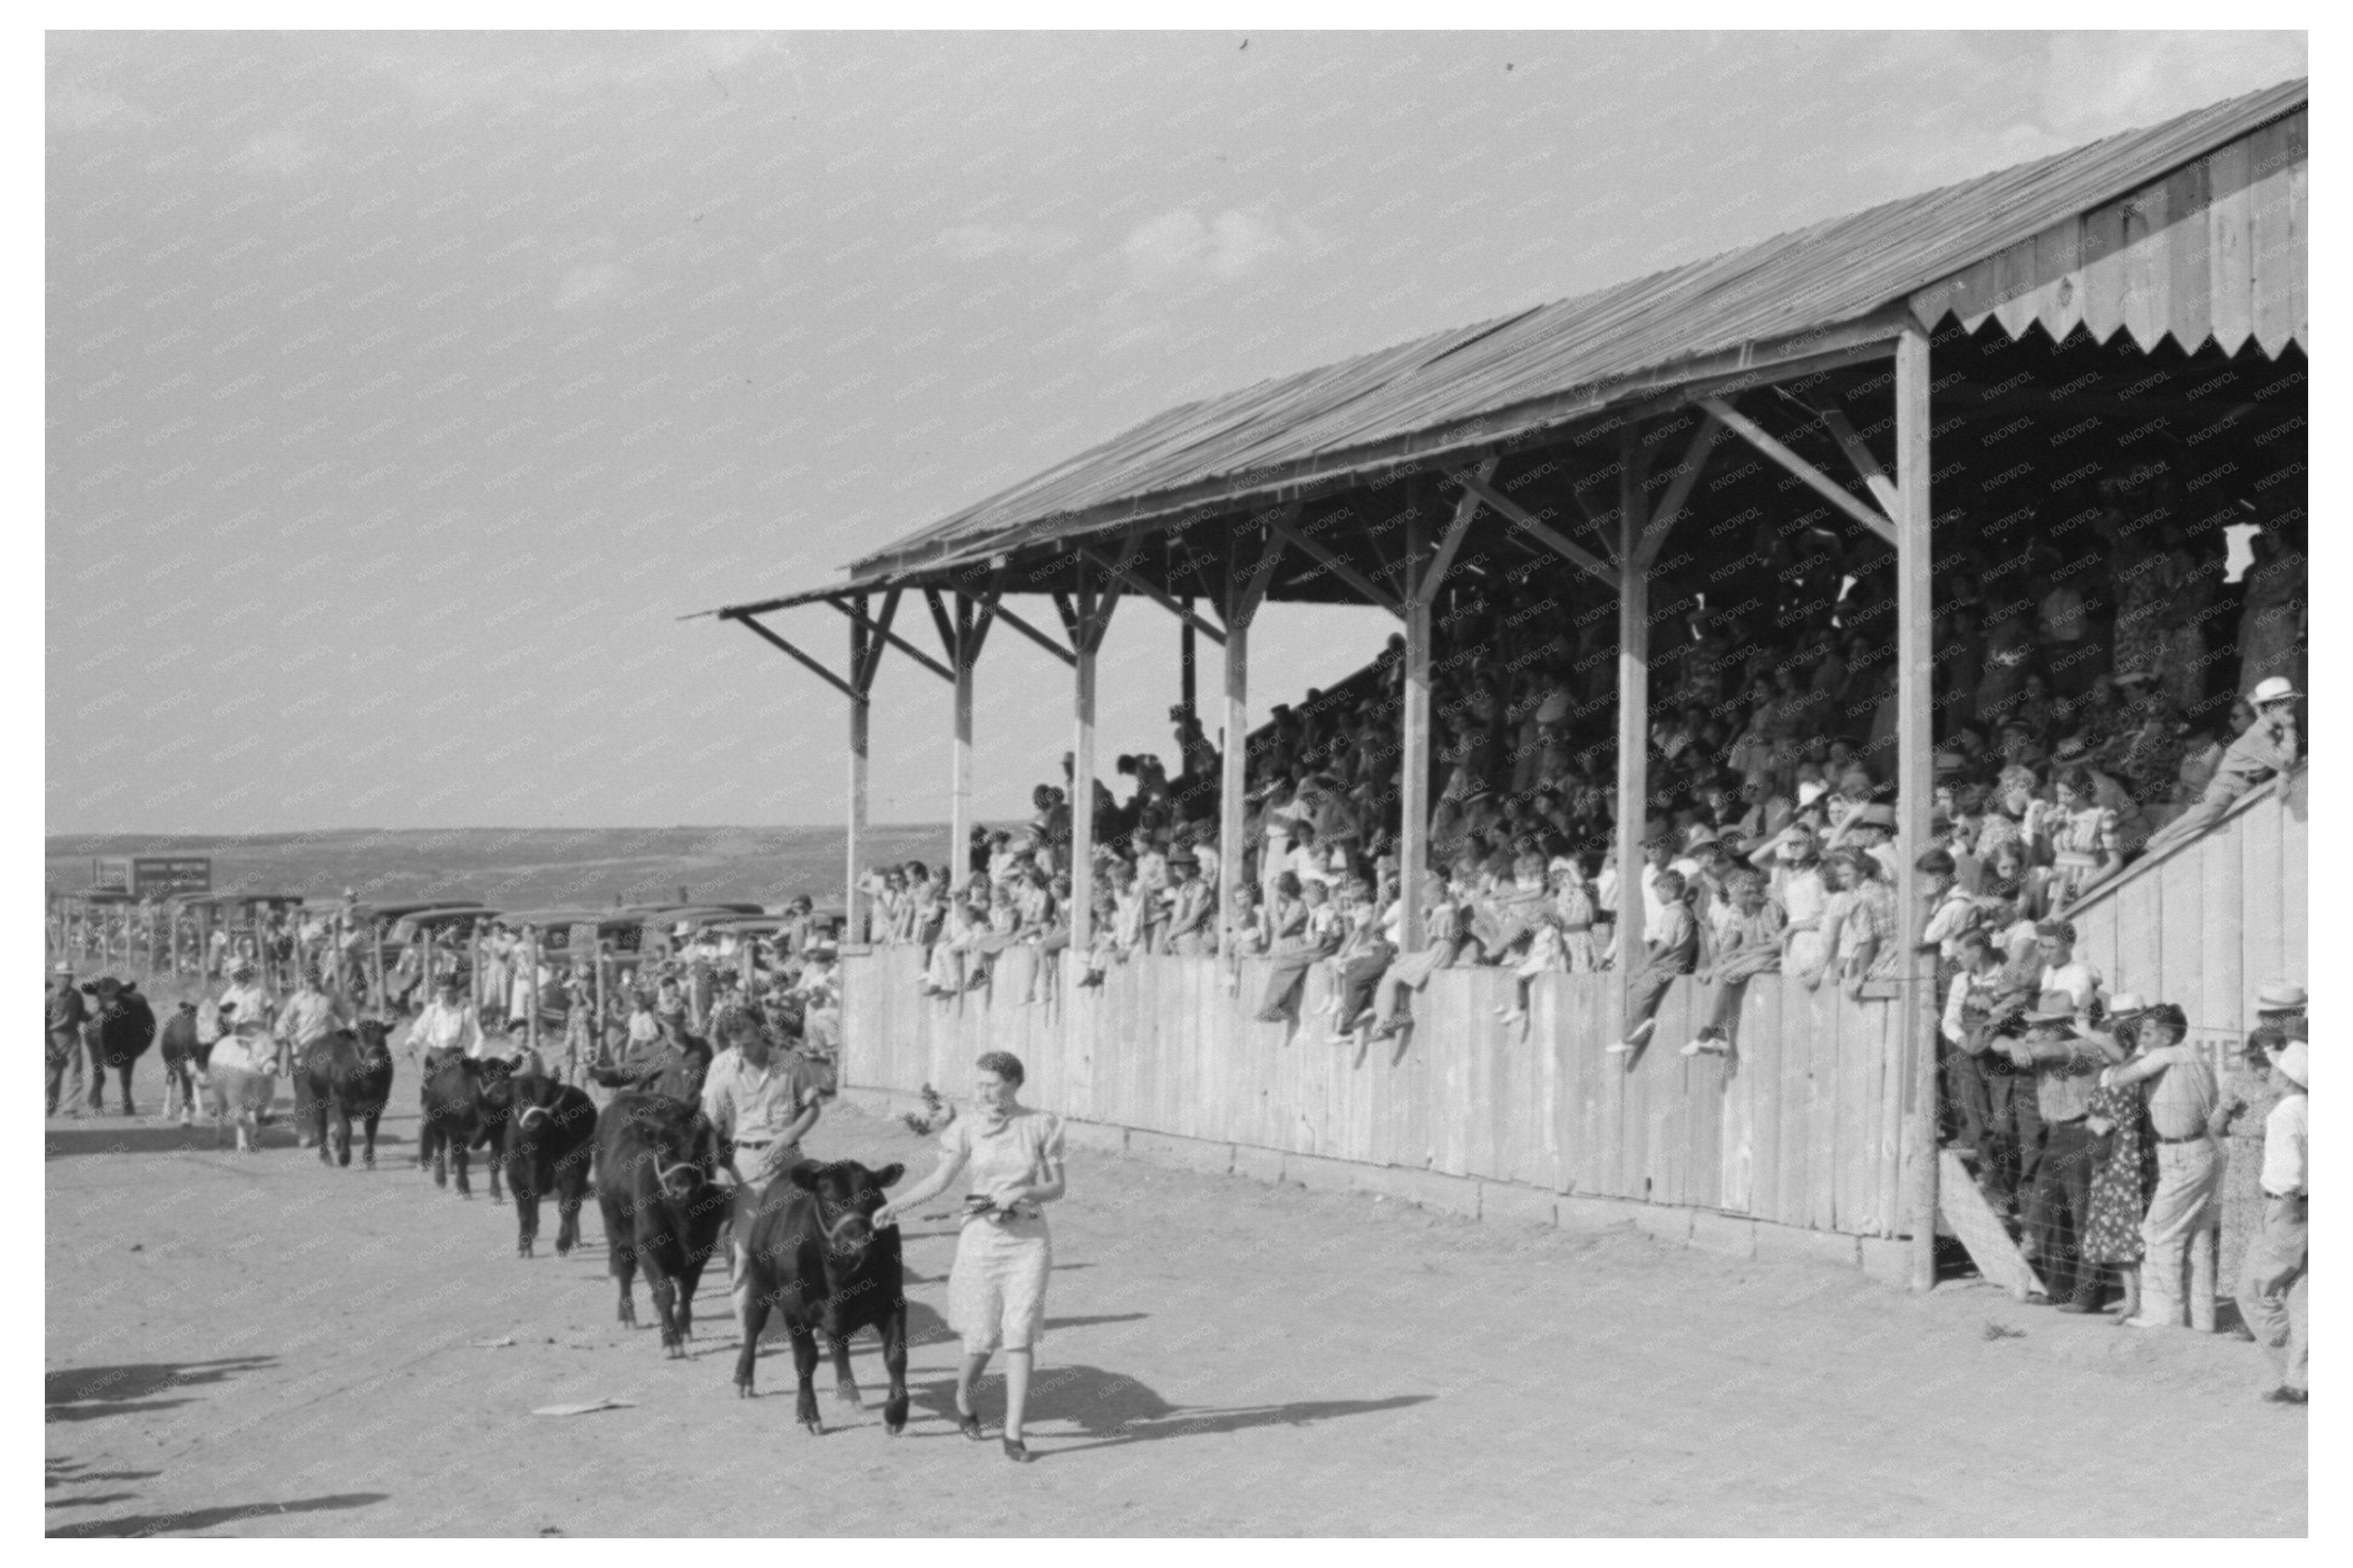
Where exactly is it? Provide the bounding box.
[1077,544,1226,646]
[731,613,865,705]
[1266,516,1403,619]
[1457,473,1621,592]
[1699,395,1897,549]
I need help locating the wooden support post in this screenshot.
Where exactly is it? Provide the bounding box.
[372,925,386,1016]
[1615,427,1651,1044]
[951,594,975,886]
[1399,503,1432,951]
[1218,612,1249,958]
[526,928,540,1061]
[847,597,873,944]
[1895,324,1939,1292]
[1218,524,1284,957]
[1070,572,1099,956]
[1180,597,1198,737]
[593,946,608,1065]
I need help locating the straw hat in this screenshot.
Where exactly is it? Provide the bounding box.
[2255,979,2307,1011]
[2249,675,2300,706]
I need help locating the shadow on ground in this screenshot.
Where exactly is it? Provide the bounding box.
[907,1362,1432,1459]
[47,1492,389,1538]
[45,1117,412,1161]
[45,1356,278,1424]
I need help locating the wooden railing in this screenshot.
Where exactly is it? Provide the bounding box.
[2066,766,2306,1042]
[843,943,1920,1239]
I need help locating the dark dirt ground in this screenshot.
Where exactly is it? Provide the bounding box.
[46,1076,2304,1537]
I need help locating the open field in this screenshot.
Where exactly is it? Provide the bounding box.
[47,1076,2304,1536]
[45,825,959,911]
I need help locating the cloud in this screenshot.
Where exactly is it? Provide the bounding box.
[235,129,326,177]
[1119,208,1321,289]
[2039,31,2306,139]
[934,223,1079,263]
[553,263,634,312]
[48,85,155,131]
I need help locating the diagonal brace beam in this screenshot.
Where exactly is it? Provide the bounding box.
[1457,472,1621,592]
[732,613,866,705]
[1700,396,1897,548]
[1267,515,1403,619]
[1418,458,1499,606]
[990,601,1077,666]
[1077,544,1226,645]
[827,596,955,683]
[1634,413,1722,570]
[1811,403,1902,519]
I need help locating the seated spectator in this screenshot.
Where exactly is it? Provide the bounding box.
[1682,869,1784,1056]
[2139,676,2300,857]
[1254,876,1341,1025]
[1605,868,1697,1058]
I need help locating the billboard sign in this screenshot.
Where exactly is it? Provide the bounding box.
[90,857,213,896]
[133,857,213,896]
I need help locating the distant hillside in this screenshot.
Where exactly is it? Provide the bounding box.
[44,824,966,909]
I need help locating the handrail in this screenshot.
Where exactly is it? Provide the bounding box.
[2059,762,2304,919]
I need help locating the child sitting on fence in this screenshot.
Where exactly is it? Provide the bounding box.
[1254,877,1341,1025]
[1682,870,1785,1056]
[1605,868,1698,1059]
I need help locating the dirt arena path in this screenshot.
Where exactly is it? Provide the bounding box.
[47,1085,2303,1536]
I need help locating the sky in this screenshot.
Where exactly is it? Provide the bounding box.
[45,30,2308,834]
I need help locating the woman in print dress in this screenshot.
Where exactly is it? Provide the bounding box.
[876,1051,1066,1464]
[2084,1016,2160,1321]
[2209,1025,2291,1320]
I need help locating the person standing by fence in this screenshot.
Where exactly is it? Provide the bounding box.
[46,965,87,1117]
[2235,1038,2308,1404]
[2101,1002,2223,1330]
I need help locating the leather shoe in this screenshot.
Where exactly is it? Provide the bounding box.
[1002,1436,1032,1463]
[958,1412,985,1441]
[2055,1299,2096,1314]
[2260,1386,2308,1406]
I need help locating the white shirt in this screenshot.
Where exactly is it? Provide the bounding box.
[408,998,486,1058]
[2259,1093,2308,1196]
[2038,959,2103,1016]
[218,980,272,1034]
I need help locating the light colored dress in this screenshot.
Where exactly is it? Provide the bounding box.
[2214,1067,2288,1287]
[941,1107,1065,1355]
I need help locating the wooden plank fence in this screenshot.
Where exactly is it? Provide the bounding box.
[844,945,1916,1239]
[2070,766,2307,1062]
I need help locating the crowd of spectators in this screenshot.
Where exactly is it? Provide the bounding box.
[862,479,2304,1051]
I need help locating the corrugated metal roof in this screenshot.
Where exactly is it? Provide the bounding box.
[733,77,2305,612]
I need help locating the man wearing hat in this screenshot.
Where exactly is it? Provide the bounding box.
[46,963,89,1117]
[2234,1037,2307,1403]
[1161,847,1217,957]
[2254,979,2307,1047]
[2004,993,2129,1308]
[218,959,272,1048]
[2140,675,2299,857]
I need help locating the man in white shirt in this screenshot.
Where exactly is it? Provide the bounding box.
[406,974,484,1064]
[2235,1039,2307,1404]
[700,1013,826,1283]
[2033,918,2103,1020]
[217,961,272,1054]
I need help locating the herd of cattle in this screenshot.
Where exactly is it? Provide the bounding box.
[59,974,913,1436]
